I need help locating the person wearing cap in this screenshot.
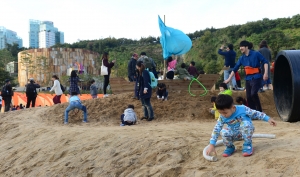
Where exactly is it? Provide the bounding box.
[137,52,158,78]
[224,40,269,112]
[1,79,13,112]
[128,53,138,82]
[25,78,41,108]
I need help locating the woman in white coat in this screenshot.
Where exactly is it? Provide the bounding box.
[50,75,63,104]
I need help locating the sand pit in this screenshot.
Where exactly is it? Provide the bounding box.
[1,90,300,176]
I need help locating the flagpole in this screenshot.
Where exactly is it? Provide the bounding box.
[163,15,166,80]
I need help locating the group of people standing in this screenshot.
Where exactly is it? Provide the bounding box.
[220,40,272,112]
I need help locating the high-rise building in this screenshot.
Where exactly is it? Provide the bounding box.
[29,20,64,48]
[0,26,23,49]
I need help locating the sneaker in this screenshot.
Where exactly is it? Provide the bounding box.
[222,145,235,157]
[120,124,125,126]
[164,98,168,101]
[237,87,245,91]
[82,121,87,123]
[147,118,154,121]
[64,122,68,124]
[262,87,268,91]
[242,143,253,157]
[103,94,109,98]
[258,88,265,93]
[141,117,148,120]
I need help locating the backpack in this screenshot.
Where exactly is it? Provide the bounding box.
[26,84,36,96]
[143,57,153,70]
[1,85,11,97]
[60,84,66,92]
[145,69,158,89]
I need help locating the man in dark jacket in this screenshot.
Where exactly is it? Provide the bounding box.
[128,53,138,82]
[26,78,40,108]
[1,79,13,112]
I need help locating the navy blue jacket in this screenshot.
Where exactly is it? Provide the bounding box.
[218,49,236,68]
[128,58,137,77]
[137,70,152,99]
[233,50,268,80]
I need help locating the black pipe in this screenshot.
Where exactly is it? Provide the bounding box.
[274,50,300,122]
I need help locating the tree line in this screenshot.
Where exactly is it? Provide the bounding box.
[1,14,300,85]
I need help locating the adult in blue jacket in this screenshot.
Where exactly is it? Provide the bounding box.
[218,44,237,89]
[225,41,269,112]
[136,61,154,121]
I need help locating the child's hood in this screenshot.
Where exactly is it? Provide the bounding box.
[124,108,135,114]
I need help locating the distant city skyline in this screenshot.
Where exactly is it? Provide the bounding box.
[29,19,64,48]
[1,0,300,48]
[0,26,22,49]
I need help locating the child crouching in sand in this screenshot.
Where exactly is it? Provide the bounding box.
[209,96,219,120]
[120,105,137,126]
[206,94,276,157]
[64,92,87,124]
[157,83,168,101]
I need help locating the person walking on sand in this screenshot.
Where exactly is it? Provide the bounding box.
[50,75,63,104]
[224,40,269,112]
[102,52,116,97]
[136,61,154,121]
[1,79,13,112]
[26,78,41,108]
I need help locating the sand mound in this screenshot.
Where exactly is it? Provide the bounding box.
[1,90,297,177]
[41,90,277,126]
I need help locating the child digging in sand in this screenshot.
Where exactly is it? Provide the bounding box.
[64,92,87,124]
[206,94,276,157]
[156,83,168,101]
[120,105,137,126]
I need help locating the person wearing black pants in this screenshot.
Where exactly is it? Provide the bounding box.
[225,41,269,112]
[245,78,262,112]
[103,75,110,96]
[2,79,12,112]
[26,78,40,108]
[102,52,115,97]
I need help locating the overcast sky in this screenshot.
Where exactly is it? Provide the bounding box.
[1,0,299,47]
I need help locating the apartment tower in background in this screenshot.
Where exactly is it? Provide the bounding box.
[0,26,23,49]
[29,19,64,48]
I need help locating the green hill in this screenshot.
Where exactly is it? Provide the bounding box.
[50,14,300,78]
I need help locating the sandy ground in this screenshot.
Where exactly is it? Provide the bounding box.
[1,91,300,177]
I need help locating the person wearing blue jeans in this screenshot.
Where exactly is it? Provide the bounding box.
[136,60,154,121]
[64,92,87,124]
[218,44,237,89]
[225,40,269,112]
[224,68,237,89]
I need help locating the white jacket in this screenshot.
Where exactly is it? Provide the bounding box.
[123,108,137,122]
[50,80,63,95]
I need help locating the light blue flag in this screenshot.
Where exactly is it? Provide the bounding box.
[158,15,192,59]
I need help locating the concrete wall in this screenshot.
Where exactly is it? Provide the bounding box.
[18,48,100,86]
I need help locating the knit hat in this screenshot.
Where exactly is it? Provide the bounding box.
[140,52,146,56]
